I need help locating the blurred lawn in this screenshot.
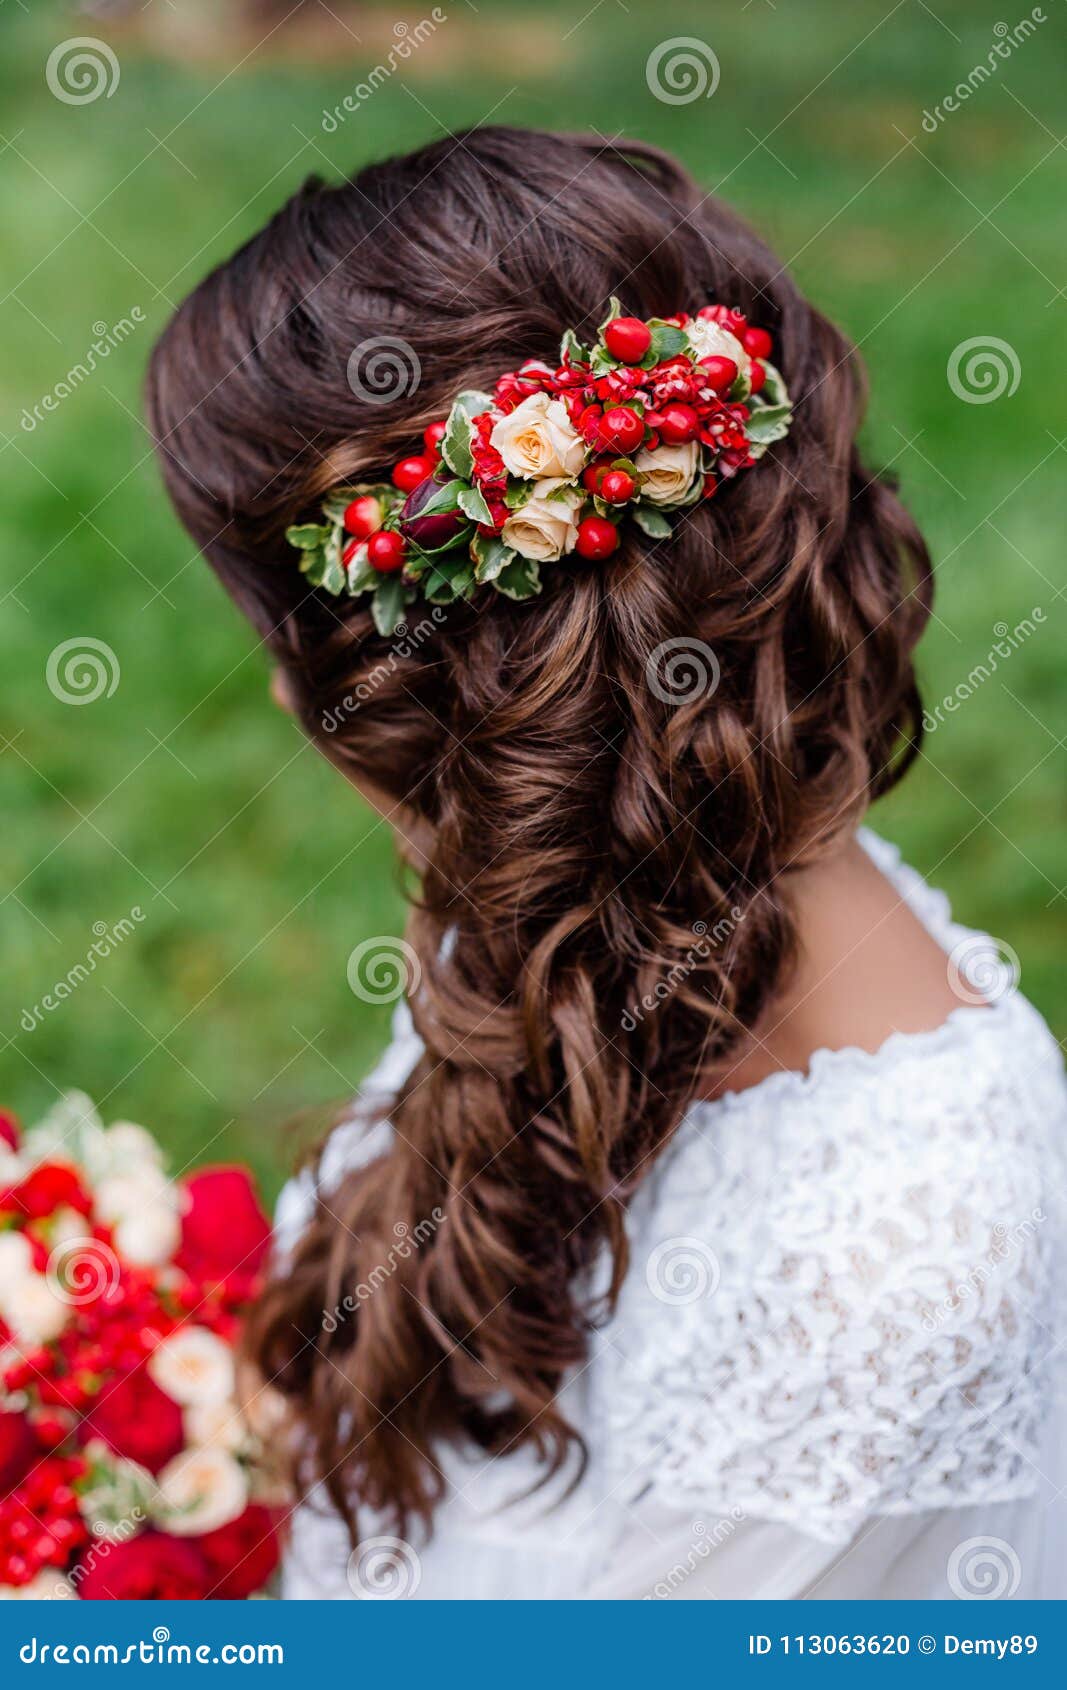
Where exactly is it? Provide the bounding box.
[2,0,1064,1199]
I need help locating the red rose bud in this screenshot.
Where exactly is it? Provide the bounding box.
[8,1162,91,1221]
[575,517,619,560]
[742,326,773,360]
[603,316,652,364]
[600,470,636,504]
[422,420,448,454]
[656,403,700,444]
[699,356,739,394]
[177,1165,272,1281]
[75,1531,213,1600]
[342,496,383,540]
[598,407,644,453]
[399,473,468,553]
[748,360,767,394]
[392,454,436,493]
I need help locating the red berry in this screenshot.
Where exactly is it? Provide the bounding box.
[423,420,448,454]
[582,459,613,494]
[656,403,700,444]
[699,356,738,394]
[575,516,619,560]
[603,316,652,364]
[600,470,636,504]
[598,406,645,453]
[742,326,773,360]
[366,530,406,573]
[748,360,767,394]
[392,454,435,493]
[342,495,382,539]
[342,537,364,567]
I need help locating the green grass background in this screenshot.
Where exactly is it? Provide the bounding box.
[2,0,1064,1200]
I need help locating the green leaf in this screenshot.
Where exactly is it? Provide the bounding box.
[493,555,542,601]
[345,552,378,594]
[745,403,792,446]
[453,389,492,419]
[632,505,673,539]
[371,576,407,636]
[416,477,466,517]
[560,327,590,366]
[597,296,623,339]
[471,533,517,583]
[590,344,619,376]
[757,361,789,407]
[441,403,475,479]
[286,522,329,550]
[458,485,493,526]
[297,544,327,583]
[646,320,689,363]
[319,528,346,595]
[504,482,531,511]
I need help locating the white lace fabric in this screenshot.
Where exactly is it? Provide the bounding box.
[277,831,1067,1598]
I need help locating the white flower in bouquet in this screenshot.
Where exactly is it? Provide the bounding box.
[149,1325,235,1406]
[79,1441,154,1542]
[0,1231,33,1283]
[93,1166,172,1224]
[90,1120,168,1183]
[685,316,749,373]
[490,392,586,480]
[184,1397,249,1454]
[112,1204,181,1268]
[154,1446,248,1536]
[1,1276,70,1346]
[634,440,700,505]
[502,479,585,561]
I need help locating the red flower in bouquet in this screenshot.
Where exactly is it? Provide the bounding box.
[76,1531,213,1601]
[0,1110,19,1151]
[0,1410,36,1493]
[83,1368,185,1476]
[177,1165,271,1287]
[195,1504,282,1598]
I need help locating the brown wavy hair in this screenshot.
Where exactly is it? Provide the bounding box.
[146,126,932,1543]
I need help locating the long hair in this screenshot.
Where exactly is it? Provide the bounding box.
[146,126,932,1542]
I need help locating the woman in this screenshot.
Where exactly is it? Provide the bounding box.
[146,128,1065,1600]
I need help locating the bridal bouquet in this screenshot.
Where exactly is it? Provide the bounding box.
[0,1097,284,1600]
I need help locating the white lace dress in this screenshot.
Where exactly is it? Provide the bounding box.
[276,832,1067,1600]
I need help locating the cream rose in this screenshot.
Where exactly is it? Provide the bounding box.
[185,1397,248,1454]
[685,317,749,375]
[634,441,700,506]
[113,1204,181,1268]
[490,393,586,480]
[149,1325,235,1406]
[154,1446,248,1536]
[2,1277,69,1346]
[0,1231,33,1283]
[94,1167,172,1225]
[501,479,584,562]
[0,1569,74,1599]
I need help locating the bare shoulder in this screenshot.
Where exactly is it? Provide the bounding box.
[718,834,974,1095]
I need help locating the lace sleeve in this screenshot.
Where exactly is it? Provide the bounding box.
[594,1018,1062,1543]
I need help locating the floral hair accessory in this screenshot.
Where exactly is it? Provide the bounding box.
[286,301,793,635]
